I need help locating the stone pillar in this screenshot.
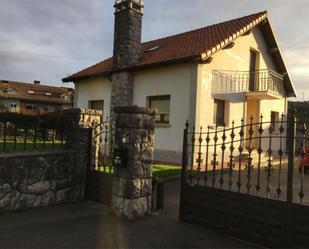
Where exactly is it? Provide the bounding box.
[112,106,155,220]
[111,0,144,111]
[113,0,143,69]
[64,109,102,199]
[111,72,134,109]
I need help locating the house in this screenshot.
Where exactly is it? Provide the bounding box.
[63,0,296,164]
[0,80,73,116]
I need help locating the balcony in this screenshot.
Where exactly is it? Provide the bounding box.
[212,69,285,99]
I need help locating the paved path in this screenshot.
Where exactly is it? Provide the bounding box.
[0,181,259,249]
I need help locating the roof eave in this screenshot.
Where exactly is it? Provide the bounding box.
[260,18,297,98]
[63,55,199,83]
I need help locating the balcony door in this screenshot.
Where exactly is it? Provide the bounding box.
[249,49,260,91]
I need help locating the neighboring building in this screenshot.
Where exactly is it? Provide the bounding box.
[63,1,296,164]
[0,80,73,116]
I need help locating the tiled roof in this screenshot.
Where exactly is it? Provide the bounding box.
[63,11,267,82]
[0,80,73,104]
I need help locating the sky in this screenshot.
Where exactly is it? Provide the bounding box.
[0,0,308,100]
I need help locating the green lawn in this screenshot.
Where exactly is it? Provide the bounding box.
[153,165,182,179]
[0,140,65,153]
[98,163,182,179]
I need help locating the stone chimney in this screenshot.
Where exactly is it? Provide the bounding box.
[111,0,144,109]
[113,0,144,69]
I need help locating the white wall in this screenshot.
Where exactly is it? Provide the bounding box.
[75,77,112,119]
[194,26,289,161]
[74,64,196,163]
[133,64,197,161]
[196,26,282,130]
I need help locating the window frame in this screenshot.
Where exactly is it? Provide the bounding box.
[88,100,104,113]
[214,99,226,127]
[148,95,171,124]
[270,111,280,131]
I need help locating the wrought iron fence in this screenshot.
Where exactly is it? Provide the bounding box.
[212,69,284,96]
[182,112,309,205]
[90,119,114,174]
[0,121,66,152]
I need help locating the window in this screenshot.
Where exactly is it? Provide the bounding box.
[249,49,260,91]
[271,111,280,131]
[8,88,19,95]
[10,103,17,112]
[148,95,170,124]
[214,99,225,126]
[47,105,55,112]
[10,103,17,108]
[45,92,52,96]
[25,104,38,110]
[28,90,35,94]
[89,100,104,112]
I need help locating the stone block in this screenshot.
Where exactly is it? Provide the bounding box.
[14,194,37,210]
[123,179,141,199]
[129,128,149,144]
[42,191,56,207]
[0,183,11,198]
[28,164,47,184]
[56,188,72,204]
[54,179,73,191]
[123,197,148,220]
[123,160,144,178]
[27,181,51,195]
[0,192,11,208]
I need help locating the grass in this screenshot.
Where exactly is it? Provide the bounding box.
[0,140,65,153]
[97,162,182,179]
[153,165,182,179]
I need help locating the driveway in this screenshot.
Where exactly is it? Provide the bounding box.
[0,181,260,249]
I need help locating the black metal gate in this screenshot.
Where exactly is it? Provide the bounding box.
[180,112,309,248]
[85,121,114,206]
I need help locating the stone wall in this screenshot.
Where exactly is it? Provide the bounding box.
[0,151,82,211]
[0,108,102,212]
[112,106,155,220]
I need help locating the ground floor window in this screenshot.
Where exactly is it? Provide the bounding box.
[89,100,104,113]
[10,103,17,108]
[214,99,225,126]
[271,111,280,131]
[148,95,170,124]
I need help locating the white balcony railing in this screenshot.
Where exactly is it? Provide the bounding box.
[212,69,285,96]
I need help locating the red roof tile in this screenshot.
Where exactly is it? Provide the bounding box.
[63,11,267,82]
[0,80,73,104]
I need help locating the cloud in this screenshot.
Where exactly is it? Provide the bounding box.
[0,0,308,98]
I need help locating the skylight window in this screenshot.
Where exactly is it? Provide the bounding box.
[146,45,160,53]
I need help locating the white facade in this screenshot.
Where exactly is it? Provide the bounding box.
[73,26,292,164]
